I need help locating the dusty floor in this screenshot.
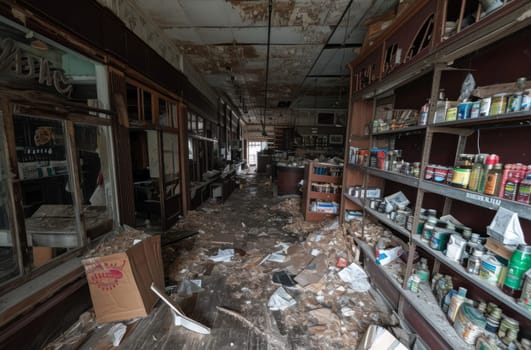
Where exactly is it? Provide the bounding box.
[46,174,397,350]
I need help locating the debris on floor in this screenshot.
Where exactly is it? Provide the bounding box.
[45,174,404,349]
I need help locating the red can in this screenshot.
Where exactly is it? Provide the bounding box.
[425,164,435,180]
[434,166,449,183]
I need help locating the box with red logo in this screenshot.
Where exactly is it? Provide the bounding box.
[81,235,164,323]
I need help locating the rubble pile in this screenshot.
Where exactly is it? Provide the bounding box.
[343,217,393,247]
[84,228,150,258]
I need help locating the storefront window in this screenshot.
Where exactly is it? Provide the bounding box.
[158,98,167,126]
[0,112,19,284]
[163,133,180,197]
[74,124,115,239]
[14,115,79,266]
[143,91,152,122]
[127,83,140,121]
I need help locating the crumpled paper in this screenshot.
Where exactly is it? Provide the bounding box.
[268,287,296,310]
[338,263,371,292]
[209,248,235,262]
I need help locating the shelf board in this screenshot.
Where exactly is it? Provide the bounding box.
[432,110,531,128]
[371,124,427,136]
[355,238,471,350]
[364,205,411,237]
[419,180,531,221]
[412,235,531,320]
[367,168,420,187]
[304,211,337,221]
[343,193,364,207]
[309,191,341,201]
[310,174,342,184]
[346,163,366,172]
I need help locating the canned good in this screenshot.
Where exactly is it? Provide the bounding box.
[430,229,451,251]
[425,164,435,180]
[467,249,484,275]
[480,97,492,117]
[507,93,523,113]
[450,167,471,188]
[453,304,487,345]
[489,93,508,115]
[433,166,449,183]
[479,254,504,285]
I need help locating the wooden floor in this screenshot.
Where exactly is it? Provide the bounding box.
[67,174,390,350]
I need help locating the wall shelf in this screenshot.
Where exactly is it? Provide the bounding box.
[367,168,420,188]
[432,110,531,128]
[355,238,471,350]
[419,180,531,221]
[412,235,531,320]
[371,125,427,136]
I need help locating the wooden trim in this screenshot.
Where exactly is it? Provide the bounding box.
[64,120,87,247]
[0,97,30,269]
[0,257,84,328]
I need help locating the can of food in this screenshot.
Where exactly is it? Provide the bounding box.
[434,166,449,183]
[480,97,492,117]
[446,107,458,121]
[458,102,473,119]
[425,164,435,180]
[454,304,487,345]
[470,101,481,118]
[507,93,523,113]
[521,89,531,111]
[479,254,504,285]
[489,93,508,115]
[430,229,451,251]
[451,167,471,188]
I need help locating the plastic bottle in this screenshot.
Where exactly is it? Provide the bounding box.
[484,163,503,196]
[478,154,498,193]
[516,172,531,204]
[503,245,531,298]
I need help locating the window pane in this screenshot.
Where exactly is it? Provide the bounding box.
[143,91,152,122]
[169,103,178,128]
[159,99,167,126]
[126,83,139,121]
[163,133,180,198]
[0,112,19,284]
[14,115,79,268]
[74,124,115,239]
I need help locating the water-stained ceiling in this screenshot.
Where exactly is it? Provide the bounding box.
[130,0,398,123]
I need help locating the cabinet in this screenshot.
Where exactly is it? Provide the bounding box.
[302,161,342,221]
[341,1,531,348]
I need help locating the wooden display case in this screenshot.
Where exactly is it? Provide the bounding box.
[302,161,342,221]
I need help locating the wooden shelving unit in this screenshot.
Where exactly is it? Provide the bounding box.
[302,161,342,221]
[341,0,531,348]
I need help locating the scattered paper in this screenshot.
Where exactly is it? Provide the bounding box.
[209,248,235,262]
[311,249,320,256]
[275,242,290,253]
[268,287,296,311]
[107,323,127,347]
[267,251,287,263]
[341,306,355,317]
[176,280,204,297]
[338,263,371,292]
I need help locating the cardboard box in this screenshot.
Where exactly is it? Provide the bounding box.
[33,246,54,267]
[82,235,164,323]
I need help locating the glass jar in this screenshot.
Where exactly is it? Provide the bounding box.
[412,162,421,177]
[467,248,484,275]
[422,216,437,243]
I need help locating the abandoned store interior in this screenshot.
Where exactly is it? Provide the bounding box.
[0,0,530,349]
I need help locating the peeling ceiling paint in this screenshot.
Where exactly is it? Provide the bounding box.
[130,0,398,123]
